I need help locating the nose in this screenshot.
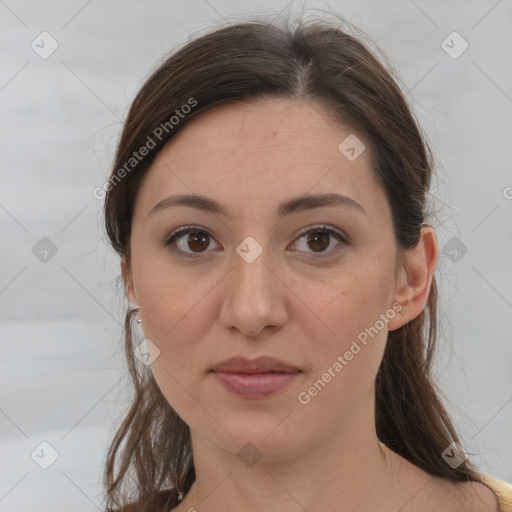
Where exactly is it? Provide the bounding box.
[218,241,288,338]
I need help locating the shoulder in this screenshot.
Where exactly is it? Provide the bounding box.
[478,473,512,512]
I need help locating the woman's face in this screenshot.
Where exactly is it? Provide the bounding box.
[123,97,415,460]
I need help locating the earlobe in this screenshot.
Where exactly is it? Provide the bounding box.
[387,226,438,331]
[121,257,138,307]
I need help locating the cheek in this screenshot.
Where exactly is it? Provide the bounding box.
[307,263,393,341]
[307,291,389,389]
[303,261,394,387]
[294,279,391,427]
[131,244,216,343]
[139,276,215,422]
[138,278,215,361]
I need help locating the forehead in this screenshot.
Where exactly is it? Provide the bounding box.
[156,97,363,164]
[134,97,389,223]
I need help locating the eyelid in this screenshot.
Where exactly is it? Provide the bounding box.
[163,223,347,258]
[294,224,346,242]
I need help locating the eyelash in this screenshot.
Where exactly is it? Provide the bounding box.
[163,224,347,259]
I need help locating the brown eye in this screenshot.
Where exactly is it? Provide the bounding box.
[165,227,220,258]
[306,231,330,252]
[292,226,346,257]
[186,231,210,252]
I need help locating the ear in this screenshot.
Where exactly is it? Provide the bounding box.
[121,256,138,308]
[387,225,438,331]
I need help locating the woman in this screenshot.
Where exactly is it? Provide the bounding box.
[102,16,512,512]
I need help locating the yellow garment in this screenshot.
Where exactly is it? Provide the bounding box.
[480,474,512,512]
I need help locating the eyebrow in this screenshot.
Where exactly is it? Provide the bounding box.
[147,192,367,219]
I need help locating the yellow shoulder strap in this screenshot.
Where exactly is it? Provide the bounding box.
[479,474,512,512]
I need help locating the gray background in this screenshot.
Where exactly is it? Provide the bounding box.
[1,0,511,510]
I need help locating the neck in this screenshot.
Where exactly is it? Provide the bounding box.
[182,391,415,512]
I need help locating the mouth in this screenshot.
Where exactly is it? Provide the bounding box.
[210,356,302,399]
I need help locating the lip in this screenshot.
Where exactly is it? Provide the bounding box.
[211,356,301,374]
[210,356,301,399]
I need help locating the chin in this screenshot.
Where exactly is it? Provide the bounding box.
[203,411,311,462]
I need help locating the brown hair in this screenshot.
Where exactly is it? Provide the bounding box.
[102,15,482,512]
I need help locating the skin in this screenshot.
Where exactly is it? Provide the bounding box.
[122,97,498,512]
